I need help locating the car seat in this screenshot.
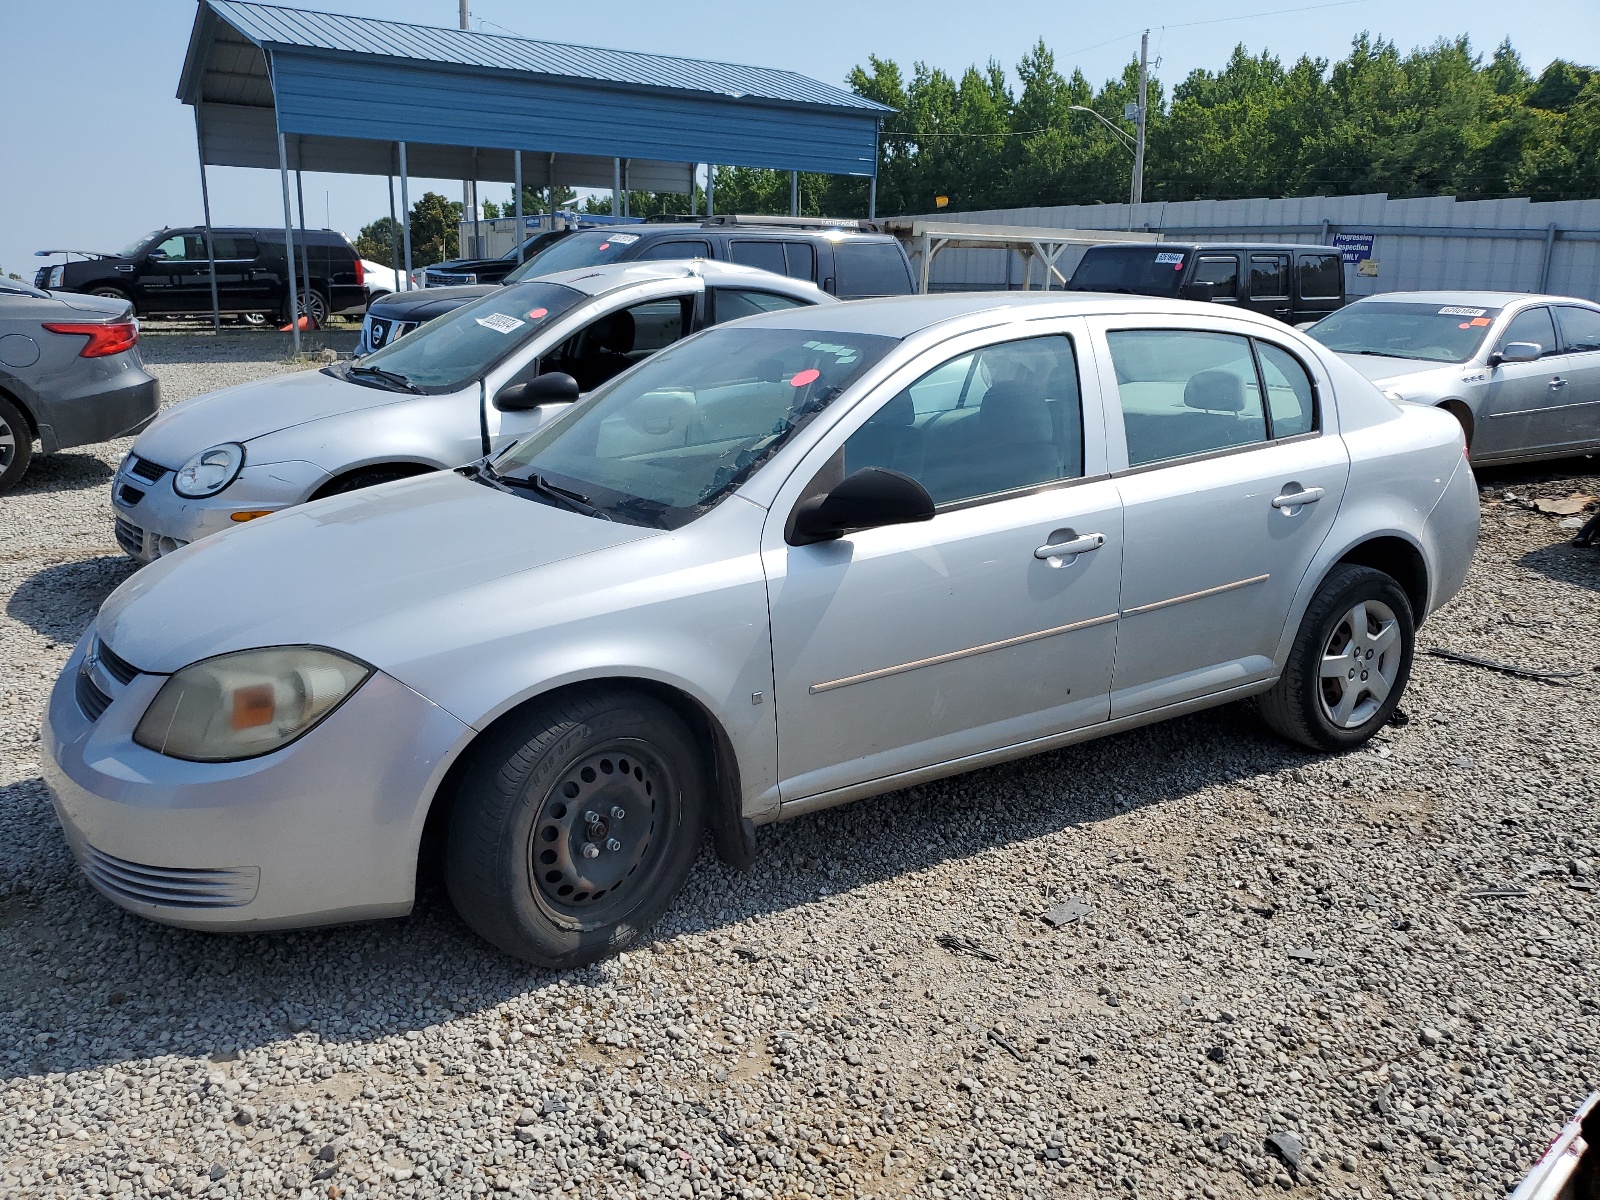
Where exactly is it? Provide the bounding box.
[844,390,925,479]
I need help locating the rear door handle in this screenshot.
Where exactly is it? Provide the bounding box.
[1271,485,1325,509]
[1034,533,1105,560]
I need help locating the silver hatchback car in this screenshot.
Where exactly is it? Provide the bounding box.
[44,293,1479,967]
[111,260,828,561]
[1306,290,1600,465]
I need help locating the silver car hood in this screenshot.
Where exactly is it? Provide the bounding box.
[1334,353,1463,390]
[97,471,660,674]
[131,369,422,468]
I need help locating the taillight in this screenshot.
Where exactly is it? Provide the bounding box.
[42,321,139,358]
[353,258,365,286]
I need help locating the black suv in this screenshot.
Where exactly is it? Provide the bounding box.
[1068,242,1346,325]
[361,218,915,353]
[36,226,368,325]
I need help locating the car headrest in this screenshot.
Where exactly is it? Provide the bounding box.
[624,389,693,438]
[865,390,915,428]
[594,309,635,353]
[979,382,1052,443]
[1044,365,1080,403]
[1184,369,1248,413]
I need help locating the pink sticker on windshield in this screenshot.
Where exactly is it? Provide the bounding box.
[528,307,548,319]
[790,368,821,387]
[598,243,611,251]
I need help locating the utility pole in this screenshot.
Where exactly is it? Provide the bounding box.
[459,1,475,257]
[1131,29,1149,211]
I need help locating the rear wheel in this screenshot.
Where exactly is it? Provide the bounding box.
[280,289,329,328]
[1259,564,1414,751]
[444,687,705,968]
[0,394,33,492]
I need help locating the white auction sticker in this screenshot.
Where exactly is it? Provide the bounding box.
[1438,306,1487,317]
[475,312,526,334]
[1154,251,1186,264]
[605,233,640,245]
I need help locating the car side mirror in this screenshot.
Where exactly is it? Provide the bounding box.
[1489,341,1541,366]
[1182,280,1215,303]
[495,372,580,411]
[788,467,935,546]
[145,249,168,262]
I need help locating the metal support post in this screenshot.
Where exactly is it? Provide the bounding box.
[548,152,557,230]
[275,131,301,356]
[868,173,877,221]
[622,159,631,219]
[790,171,798,216]
[612,158,621,219]
[706,167,715,218]
[1538,222,1558,292]
[513,150,524,263]
[688,163,697,216]
[193,108,221,334]
[398,141,413,291]
[294,163,312,327]
[386,168,400,287]
[1131,29,1149,214]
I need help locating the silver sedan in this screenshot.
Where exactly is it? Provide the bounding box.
[1306,290,1600,465]
[110,260,829,561]
[44,293,1478,967]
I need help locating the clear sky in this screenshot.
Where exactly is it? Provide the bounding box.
[2,0,1597,279]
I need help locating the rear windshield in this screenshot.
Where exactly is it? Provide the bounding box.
[355,281,585,391]
[834,241,913,297]
[503,230,646,281]
[1306,301,1504,364]
[1069,246,1190,296]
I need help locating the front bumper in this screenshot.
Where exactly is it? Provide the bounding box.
[42,630,473,931]
[355,314,421,356]
[111,455,331,563]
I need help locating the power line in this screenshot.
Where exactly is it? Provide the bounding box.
[1060,0,1374,60]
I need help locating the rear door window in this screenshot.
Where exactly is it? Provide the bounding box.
[729,241,788,275]
[1555,306,1600,354]
[636,239,713,261]
[1256,342,1318,437]
[1107,329,1268,467]
[1191,256,1239,299]
[1296,254,1342,300]
[781,242,816,281]
[1247,255,1289,300]
[834,242,913,297]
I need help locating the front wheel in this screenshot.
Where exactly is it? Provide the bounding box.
[444,687,705,968]
[1259,564,1415,751]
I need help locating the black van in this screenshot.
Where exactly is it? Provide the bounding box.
[1067,242,1346,325]
[362,217,915,352]
[36,226,367,325]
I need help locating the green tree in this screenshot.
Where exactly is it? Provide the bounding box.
[353,216,403,267]
[408,192,461,266]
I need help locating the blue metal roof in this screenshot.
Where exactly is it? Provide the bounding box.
[201,0,890,115]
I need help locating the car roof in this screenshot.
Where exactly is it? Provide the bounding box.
[1084,241,1335,254]
[554,222,896,242]
[1346,290,1599,309]
[525,259,827,298]
[728,290,1295,339]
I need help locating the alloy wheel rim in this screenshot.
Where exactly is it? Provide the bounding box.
[298,292,327,323]
[0,415,15,465]
[528,741,661,917]
[1318,599,1401,729]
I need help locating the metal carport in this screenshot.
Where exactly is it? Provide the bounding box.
[177,0,890,348]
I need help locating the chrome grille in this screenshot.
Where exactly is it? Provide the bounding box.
[128,456,168,482]
[427,271,475,286]
[79,844,260,909]
[114,516,145,557]
[75,668,112,721]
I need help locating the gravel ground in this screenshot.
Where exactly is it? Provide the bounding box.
[2,331,1598,1200]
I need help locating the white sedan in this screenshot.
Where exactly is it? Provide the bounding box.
[47,292,1478,967]
[110,261,829,561]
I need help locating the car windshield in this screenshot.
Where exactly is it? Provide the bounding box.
[1068,246,1190,295]
[499,230,571,263]
[489,325,898,529]
[503,230,646,282]
[354,282,585,391]
[121,230,162,258]
[1306,301,1505,364]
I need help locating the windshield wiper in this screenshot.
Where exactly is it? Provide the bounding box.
[1349,350,1442,362]
[478,463,610,520]
[348,364,423,393]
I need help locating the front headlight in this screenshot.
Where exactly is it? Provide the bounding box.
[173,443,245,498]
[134,647,372,762]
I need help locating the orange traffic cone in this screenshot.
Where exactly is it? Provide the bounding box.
[278,314,317,333]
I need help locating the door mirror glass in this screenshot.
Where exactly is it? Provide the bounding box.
[1494,341,1542,365]
[495,372,580,411]
[789,467,935,546]
[145,249,168,262]
[1182,280,1215,303]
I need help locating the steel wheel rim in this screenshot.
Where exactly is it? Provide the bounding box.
[1318,599,1401,729]
[527,739,664,925]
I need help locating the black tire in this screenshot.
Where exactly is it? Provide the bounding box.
[445,687,705,968]
[0,393,34,492]
[309,464,432,501]
[88,286,135,316]
[280,288,329,327]
[1259,564,1415,751]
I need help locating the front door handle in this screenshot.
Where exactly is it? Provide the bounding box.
[1549,376,1568,390]
[1271,485,1325,509]
[1034,532,1105,560]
